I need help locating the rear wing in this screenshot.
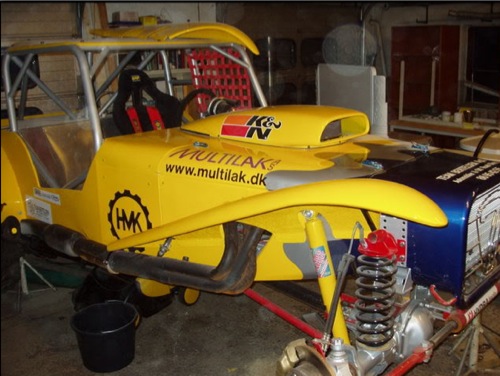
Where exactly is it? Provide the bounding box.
[89,22,260,55]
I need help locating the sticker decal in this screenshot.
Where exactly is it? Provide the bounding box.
[169,147,281,170]
[107,190,152,240]
[312,245,332,278]
[26,195,52,224]
[33,188,61,205]
[436,160,499,183]
[221,114,282,140]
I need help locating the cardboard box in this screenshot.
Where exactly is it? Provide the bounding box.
[140,16,157,26]
[112,11,139,23]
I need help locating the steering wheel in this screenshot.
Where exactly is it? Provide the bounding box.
[178,88,215,124]
[179,88,240,123]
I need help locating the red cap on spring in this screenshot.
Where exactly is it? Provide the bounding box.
[358,229,398,258]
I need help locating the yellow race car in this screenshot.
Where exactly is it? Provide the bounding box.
[2,23,499,375]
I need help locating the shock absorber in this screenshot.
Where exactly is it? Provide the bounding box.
[355,229,398,347]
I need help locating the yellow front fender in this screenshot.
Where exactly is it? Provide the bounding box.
[1,132,38,222]
[108,179,447,251]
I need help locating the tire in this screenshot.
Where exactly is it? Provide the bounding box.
[176,287,200,306]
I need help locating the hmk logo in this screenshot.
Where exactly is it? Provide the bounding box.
[114,207,143,232]
[107,190,152,240]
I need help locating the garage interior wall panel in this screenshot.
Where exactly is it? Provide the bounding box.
[1,3,77,42]
[389,25,460,120]
[1,3,78,114]
[226,3,359,105]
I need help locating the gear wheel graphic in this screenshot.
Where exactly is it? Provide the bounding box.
[107,190,152,239]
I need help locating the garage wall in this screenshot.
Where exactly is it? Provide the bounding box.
[1,2,78,45]
[104,2,216,24]
[220,3,360,105]
[1,3,80,114]
[2,2,497,115]
[220,2,499,116]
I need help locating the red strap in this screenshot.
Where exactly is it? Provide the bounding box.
[145,106,165,130]
[126,106,165,133]
[126,107,143,133]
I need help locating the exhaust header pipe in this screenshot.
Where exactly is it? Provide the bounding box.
[19,219,263,295]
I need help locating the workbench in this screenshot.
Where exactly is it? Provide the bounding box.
[389,118,487,148]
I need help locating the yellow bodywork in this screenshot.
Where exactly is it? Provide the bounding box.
[108,178,446,250]
[90,22,260,55]
[2,106,448,291]
[1,23,450,342]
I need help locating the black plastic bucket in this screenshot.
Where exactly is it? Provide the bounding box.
[71,300,138,373]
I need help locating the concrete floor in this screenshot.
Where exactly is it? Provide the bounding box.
[1,268,499,376]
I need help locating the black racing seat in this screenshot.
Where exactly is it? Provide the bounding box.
[113,69,182,134]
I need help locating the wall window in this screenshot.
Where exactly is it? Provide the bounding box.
[464,26,500,107]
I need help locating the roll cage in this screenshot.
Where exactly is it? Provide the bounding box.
[2,23,267,153]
